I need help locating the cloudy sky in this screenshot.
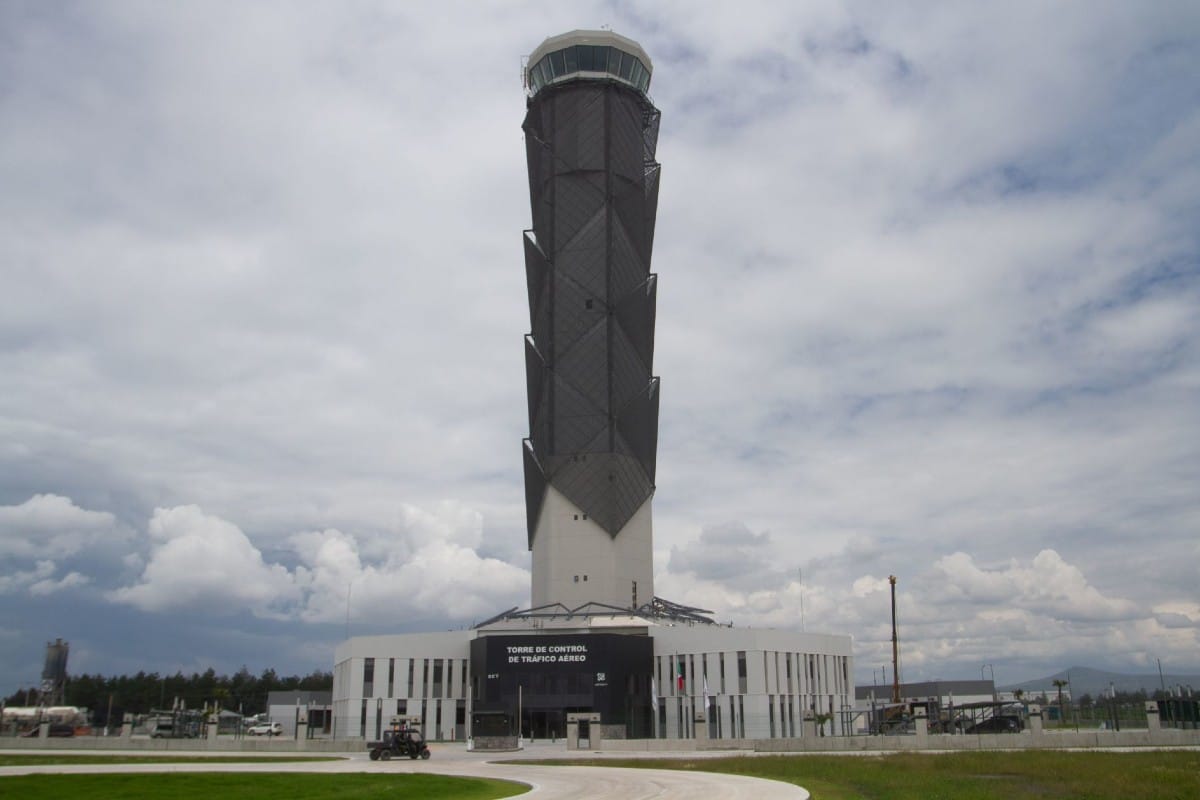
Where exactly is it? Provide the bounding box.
[2,1,1198,696]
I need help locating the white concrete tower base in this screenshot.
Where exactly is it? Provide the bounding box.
[531,485,654,609]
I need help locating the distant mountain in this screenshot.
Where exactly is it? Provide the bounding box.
[1001,666,1200,699]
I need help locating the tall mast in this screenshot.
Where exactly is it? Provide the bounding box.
[889,575,900,704]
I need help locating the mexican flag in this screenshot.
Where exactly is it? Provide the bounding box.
[675,657,685,692]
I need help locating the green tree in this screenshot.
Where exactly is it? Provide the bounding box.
[1052,679,1069,727]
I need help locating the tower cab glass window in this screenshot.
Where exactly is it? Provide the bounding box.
[528,45,651,95]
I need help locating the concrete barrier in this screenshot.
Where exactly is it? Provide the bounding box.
[5,726,1198,754]
[0,735,364,752]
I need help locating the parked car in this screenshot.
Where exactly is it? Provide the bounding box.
[247,721,283,736]
[965,715,1022,734]
[20,723,75,737]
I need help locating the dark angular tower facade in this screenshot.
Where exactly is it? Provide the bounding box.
[522,31,661,608]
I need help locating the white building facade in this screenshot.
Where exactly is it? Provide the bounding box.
[333,622,853,742]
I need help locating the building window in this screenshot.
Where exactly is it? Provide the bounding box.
[422,659,430,699]
[720,653,727,694]
[737,651,747,694]
[388,658,395,698]
[407,660,415,698]
[606,48,620,74]
[433,659,444,699]
[359,699,367,739]
[363,658,375,698]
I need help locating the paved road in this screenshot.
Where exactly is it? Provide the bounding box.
[0,742,811,800]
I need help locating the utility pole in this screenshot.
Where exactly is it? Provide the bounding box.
[1157,658,1171,726]
[889,575,900,704]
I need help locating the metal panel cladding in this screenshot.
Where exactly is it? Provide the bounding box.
[522,78,662,542]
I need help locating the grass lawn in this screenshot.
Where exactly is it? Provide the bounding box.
[0,754,339,766]
[0,772,529,799]
[531,750,1200,800]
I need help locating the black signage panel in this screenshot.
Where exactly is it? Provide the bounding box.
[470,633,652,737]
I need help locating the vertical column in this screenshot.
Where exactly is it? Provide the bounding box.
[1027,704,1044,737]
[914,705,929,744]
[1144,701,1161,735]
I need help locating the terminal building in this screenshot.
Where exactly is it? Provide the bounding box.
[332,29,854,742]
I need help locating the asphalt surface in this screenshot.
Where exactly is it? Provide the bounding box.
[0,741,811,799]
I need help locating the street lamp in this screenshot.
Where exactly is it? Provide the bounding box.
[982,664,996,701]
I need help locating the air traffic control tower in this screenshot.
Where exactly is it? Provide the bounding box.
[332,33,855,743]
[521,30,662,611]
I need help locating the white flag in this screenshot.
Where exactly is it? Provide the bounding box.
[651,676,659,713]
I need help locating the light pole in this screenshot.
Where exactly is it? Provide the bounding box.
[982,664,996,701]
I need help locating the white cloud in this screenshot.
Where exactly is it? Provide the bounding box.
[108,505,299,615]
[1152,602,1200,630]
[929,550,1140,622]
[0,560,55,594]
[658,542,1195,679]
[29,570,90,596]
[0,494,122,559]
[107,503,528,625]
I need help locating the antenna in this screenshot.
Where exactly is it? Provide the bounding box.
[798,568,806,631]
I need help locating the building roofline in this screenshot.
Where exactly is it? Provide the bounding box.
[473,596,721,630]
